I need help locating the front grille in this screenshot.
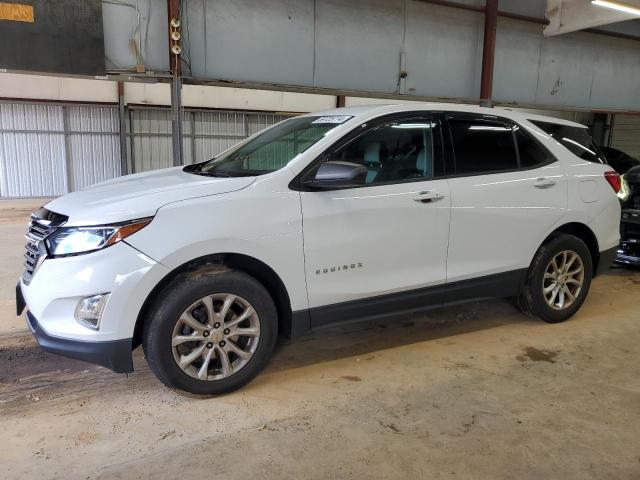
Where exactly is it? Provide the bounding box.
[21,208,68,285]
[22,219,57,285]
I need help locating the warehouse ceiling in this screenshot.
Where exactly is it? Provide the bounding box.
[545,0,640,36]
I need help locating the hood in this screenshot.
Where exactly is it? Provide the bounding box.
[45,167,255,226]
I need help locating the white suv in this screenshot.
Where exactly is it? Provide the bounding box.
[16,104,621,394]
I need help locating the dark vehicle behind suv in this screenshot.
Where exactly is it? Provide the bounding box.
[602,146,640,267]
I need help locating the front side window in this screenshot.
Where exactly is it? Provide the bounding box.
[449,119,518,175]
[322,117,442,185]
[188,115,351,177]
[530,120,605,164]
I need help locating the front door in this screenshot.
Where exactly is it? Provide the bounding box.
[299,114,451,324]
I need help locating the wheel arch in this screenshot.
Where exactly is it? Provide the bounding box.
[132,253,295,349]
[542,222,600,274]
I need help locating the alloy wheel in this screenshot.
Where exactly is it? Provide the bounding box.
[171,293,261,381]
[542,250,585,310]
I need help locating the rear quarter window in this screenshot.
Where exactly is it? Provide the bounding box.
[529,120,605,164]
[514,126,555,168]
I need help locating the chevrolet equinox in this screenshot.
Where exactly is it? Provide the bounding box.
[17,104,621,394]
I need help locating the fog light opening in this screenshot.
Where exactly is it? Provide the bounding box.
[75,293,110,330]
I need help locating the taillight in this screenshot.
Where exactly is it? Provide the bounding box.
[604,171,621,193]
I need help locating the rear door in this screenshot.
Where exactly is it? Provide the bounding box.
[444,113,567,282]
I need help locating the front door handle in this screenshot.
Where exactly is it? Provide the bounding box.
[534,177,556,189]
[414,191,445,203]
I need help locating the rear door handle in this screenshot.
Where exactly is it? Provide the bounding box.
[414,191,445,203]
[534,177,556,189]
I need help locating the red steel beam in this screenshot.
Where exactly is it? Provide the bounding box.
[480,0,498,103]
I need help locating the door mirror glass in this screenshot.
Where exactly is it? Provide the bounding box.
[303,161,368,189]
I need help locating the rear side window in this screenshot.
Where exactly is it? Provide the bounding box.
[530,120,605,164]
[448,119,518,174]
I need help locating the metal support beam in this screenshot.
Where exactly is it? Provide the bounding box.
[480,0,498,106]
[168,0,184,166]
[170,75,184,167]
[117,82,129,175]
[62,106,75,193]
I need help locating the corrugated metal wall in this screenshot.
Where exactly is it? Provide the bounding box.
[0,101,290,197]
[0,103,67,197]
[129,107,289,173]
[67,105,121,191]
[0,102,120,197]
[611,114,640,160]
[128,108,180,173]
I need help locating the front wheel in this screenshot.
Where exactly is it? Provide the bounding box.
[517,234,593,323]
[142,268,278,395]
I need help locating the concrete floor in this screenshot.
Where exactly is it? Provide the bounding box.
[1,199,639,480]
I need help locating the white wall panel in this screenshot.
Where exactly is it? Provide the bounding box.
[0,73,117,104]
[494,17,640,110]
[314,0,405,93]
[403,2,482,99]
[129,108,174,172]
[103,0,169,73]
[186,0,315,86]
[0,103,67,197]
[67,106,121,191]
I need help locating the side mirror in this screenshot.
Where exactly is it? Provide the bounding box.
[302,161,367,190]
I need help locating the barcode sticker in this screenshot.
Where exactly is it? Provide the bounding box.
[311,115,353,124]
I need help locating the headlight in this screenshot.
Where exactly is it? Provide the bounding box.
[45,218,152,257]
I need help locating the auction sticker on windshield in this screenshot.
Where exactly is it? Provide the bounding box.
[311,115,353,124]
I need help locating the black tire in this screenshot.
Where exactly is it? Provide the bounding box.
[142,267,278,395]
[517,234,593,323]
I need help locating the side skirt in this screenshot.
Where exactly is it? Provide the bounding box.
[288,269,527,336]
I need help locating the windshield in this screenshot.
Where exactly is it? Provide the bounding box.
[186,115,352,177]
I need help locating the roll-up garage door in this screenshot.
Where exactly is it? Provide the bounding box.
[611,114,640,160]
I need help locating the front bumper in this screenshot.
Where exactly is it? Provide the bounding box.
[19,241,168,342]
[26,310,133,373]
[17,241,170,372]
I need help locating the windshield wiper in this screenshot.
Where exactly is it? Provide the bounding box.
[193,170,232,177]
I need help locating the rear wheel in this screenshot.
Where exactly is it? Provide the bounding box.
[143,268,278,395]
[518,234,593,323]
